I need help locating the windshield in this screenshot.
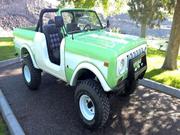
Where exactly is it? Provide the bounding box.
[61,10,103,34]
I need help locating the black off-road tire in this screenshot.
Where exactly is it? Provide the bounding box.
[74,79,110,130]
[22,56,41,90]
[120,80,138,97]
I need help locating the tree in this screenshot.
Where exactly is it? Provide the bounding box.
[128,0,166,38]
[58,0,124,16]
[128,0,179,70]
[162,0,180,70]
[58,0,104,9]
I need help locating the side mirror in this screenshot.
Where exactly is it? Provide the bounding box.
[106,20,110,28]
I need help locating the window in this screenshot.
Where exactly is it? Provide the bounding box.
[62,10,103,34]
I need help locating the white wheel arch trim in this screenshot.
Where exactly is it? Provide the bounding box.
[70,63,112,92]
[20,45,39,69]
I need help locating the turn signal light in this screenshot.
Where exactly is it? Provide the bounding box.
[104,62,109,67]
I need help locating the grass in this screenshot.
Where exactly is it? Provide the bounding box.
[0,45,16,61]
[0,38,16,61]
[0,42,14,46]
[145,48,180,89]
[0,37,13,46]
[0,117,9,135]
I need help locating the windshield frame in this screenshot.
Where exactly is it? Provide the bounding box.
[60,9,104,34]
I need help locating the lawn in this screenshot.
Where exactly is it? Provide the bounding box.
[0,45,16,61]
[0,37,14,46]
[145,48,180,89]
[0,117,9,135]
[0,37,16,61]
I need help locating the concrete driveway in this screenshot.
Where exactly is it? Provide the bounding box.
[0,63,179,135]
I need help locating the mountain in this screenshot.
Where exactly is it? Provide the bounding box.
[0,0,59,30]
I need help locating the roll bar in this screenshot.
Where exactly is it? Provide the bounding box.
[36,8,59,32]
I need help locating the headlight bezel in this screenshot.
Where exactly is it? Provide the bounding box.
[117,54,128,75]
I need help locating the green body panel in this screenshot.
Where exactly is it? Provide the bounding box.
[13,28,36,41]
[66,30,146,59]
[65,30,146,88]
[66,67,74,82]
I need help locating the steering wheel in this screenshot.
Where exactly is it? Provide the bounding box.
[83,24,91,31]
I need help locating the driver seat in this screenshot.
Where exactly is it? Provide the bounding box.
[43,16,64,65]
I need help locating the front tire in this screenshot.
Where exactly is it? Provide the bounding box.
[22,56,41,90]
[74,79,110,129]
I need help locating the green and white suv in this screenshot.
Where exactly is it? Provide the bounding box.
[13,8,147,129]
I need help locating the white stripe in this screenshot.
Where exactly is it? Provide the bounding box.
[89,34,129,45]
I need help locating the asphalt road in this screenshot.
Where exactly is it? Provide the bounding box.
[0,63,180,135]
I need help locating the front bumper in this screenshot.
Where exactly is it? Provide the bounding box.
[114,53,147,92]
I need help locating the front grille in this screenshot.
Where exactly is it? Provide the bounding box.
[127,46,146,60]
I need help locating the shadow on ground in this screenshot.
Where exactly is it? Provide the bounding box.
[0,63,179,135]
[145,68,165,78]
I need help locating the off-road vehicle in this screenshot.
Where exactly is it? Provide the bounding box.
[13,8,147,129]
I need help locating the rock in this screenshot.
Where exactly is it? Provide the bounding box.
[0,0,59,30]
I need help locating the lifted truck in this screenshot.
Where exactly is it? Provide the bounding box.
[13,8,147,129]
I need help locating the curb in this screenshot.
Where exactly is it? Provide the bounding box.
[139,78,180,98]
[0,89,25,135]
[0,58,20,68]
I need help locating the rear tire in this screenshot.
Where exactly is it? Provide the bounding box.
[74,79,110,130]
[22,56,41,90]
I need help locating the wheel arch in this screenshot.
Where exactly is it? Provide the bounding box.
[70,63,111,92]
[21,45,39,69]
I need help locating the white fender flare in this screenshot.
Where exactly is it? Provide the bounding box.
[20,45,39,69]
[70,63,112,92]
